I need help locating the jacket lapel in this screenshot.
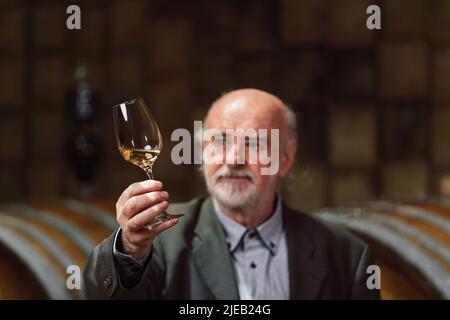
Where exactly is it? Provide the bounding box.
[191,198,240,300]
[284,205,327,299]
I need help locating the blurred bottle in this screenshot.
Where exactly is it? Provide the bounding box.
[65,64,99,125]
[64,63,102,197]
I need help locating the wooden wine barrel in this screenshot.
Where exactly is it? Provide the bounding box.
[0,198,117,299]
[315,198,450,300]
[3,197,448,300]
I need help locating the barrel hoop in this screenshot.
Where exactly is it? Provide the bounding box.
[56,198,117,231]
[318,212,450,299]
[0,214,76,270]
[0,222,73,299]
[320,201,450,234]
[1,204,95,256]
[376,203,450,234]
[366,214,450,266]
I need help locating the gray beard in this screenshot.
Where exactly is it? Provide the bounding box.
[208,181,259,210]
[204,169,278,211]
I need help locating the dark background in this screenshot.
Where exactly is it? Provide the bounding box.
[1,0,449,213]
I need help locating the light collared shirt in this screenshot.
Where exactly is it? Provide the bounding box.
[213,195,290,300]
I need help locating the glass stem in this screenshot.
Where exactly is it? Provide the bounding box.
[143,166,169,224]
[144,167,154,180]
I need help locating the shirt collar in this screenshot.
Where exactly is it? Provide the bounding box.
[213,195,284,255]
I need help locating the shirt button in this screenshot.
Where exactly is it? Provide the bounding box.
[250,262,257,269]
[249,232,256,239]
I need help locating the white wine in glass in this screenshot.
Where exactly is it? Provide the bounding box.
[119,148,160,169]
[113,98,184,226]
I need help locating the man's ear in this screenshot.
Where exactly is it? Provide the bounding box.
[279,138,298,178]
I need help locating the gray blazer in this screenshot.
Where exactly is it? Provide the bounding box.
[83,197,380,300]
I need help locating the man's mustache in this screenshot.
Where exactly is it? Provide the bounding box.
[212,166,255,183]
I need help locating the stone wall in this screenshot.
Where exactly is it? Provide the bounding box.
[0,0,449,212]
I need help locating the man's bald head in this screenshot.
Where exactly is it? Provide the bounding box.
[200,88,299,215]
[204,88,297,141]
[210,88,284,112]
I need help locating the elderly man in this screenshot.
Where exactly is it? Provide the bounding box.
[84,88,380,300]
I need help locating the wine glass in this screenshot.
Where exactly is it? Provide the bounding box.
[113,98,184,226]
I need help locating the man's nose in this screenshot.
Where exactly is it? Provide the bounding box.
[225,142,246,166]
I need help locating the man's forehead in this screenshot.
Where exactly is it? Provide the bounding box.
[206,114,276,130]
[206,97,283,130]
